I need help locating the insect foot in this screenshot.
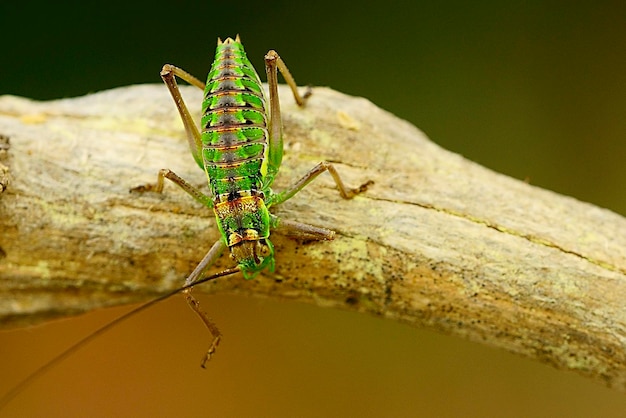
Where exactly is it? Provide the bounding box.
[129,183,160,193]
[351,179,374,197]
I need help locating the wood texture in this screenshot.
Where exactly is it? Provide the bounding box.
[0,85,625,391]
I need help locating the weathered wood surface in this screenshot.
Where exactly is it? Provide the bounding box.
[0,85,624,390]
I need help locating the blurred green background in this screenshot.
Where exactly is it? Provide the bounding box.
[1,1,625,417]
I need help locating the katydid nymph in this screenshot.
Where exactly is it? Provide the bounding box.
[142,35,372,366]
[0,35,371,409]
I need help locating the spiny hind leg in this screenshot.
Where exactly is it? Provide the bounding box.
[182,239,227,367]
[265,50,312,108]
[160,64,205,167]
[264,50,312,178]
[130,168,213,209]
[270,162,373,206]
[161,64,205,90]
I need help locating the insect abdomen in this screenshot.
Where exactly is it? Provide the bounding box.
[201,38,269,202]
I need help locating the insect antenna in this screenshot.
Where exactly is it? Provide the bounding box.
[0,266,240,409]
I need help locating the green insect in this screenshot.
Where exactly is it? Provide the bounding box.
[138,35,371,366]
[0,37,372,408]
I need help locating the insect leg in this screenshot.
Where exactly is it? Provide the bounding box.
[269,162,373,206]
[264,50,312,180]
[160,64,205,168]
[131,168,213,208]
[133,168,224,365]
[271,216,336,241]
[265,50,311,107]
[182,239,228,367]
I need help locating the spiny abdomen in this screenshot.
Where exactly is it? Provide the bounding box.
[201,37,269,203]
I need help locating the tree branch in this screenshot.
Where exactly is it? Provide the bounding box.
[1,85,625,391]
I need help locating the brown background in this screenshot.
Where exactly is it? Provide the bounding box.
[1,1,625,416]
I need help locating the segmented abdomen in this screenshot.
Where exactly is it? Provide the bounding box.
[201,38,269,204]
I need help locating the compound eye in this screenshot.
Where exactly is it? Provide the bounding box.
[258,243,271,257]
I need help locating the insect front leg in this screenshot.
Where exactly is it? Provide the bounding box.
[269,161,373,206]
[131,167,227,366]
[132,168,223,365]
[182,239,228,367]
[160,64,205,168]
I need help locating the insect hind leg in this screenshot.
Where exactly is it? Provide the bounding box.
[160,64,205,168]
[265,50,311,107]
[264,50,311,183]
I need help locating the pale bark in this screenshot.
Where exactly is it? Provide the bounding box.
[0,85,625,390]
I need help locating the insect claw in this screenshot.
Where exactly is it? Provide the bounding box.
[129,183,158,193]
[200,335,221,368]
[303,85,313,100]
[342,180,374,199]
[356,180,374,194]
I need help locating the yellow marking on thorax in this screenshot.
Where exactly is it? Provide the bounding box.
[214,195,262,220]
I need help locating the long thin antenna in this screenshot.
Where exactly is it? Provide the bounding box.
[0,267,240,409]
